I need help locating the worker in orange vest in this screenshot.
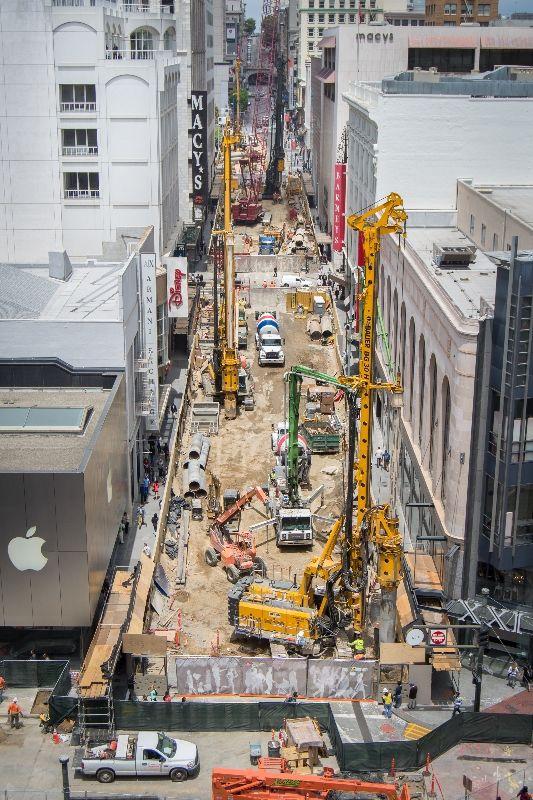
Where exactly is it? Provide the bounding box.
[0,673,6,703]
[7,697,23,729]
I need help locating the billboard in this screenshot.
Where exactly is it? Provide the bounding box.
[333,163,347,252]
[226,23,237,41]
[165,256,188,319]
[140,252,159,431]
[191,90,208,208]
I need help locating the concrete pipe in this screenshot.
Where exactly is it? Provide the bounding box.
[201,373,213,397]
[320,313,333,339]
[198,438,211,470]
[307,316,321,341]
[194,475,208,498]
[188,433,204,460]
[187,461,204,492]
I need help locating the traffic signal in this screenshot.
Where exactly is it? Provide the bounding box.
[478,625,490,648]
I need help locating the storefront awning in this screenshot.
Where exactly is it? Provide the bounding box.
[317,67,335,84]
[318,36,336,49]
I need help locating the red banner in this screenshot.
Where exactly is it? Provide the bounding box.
[333,163,347,253]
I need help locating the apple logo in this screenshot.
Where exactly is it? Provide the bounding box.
[7,526,48,572]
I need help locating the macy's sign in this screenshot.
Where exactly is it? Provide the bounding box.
[357,32,394,42]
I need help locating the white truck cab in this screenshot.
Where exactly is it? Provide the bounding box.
[258,333,285,366]
[276,507,313,546]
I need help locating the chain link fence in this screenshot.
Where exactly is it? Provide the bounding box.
[461,767,533,800]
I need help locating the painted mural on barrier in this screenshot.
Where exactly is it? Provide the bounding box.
[173,656,374,698]
[306,660,373,699]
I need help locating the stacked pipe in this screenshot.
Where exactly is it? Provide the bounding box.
[183,435,210,498]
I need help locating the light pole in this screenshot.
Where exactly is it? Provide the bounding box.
[59,755,70,800]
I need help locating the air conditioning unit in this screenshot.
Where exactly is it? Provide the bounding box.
[433,243,476,268]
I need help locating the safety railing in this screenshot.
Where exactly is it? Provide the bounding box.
[64,189,100,199]
[105,48,156,60]
[60,101,96,112]
[62,146,98,157]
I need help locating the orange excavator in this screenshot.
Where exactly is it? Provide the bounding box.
[205,486,269,583]
[212,765,411,800]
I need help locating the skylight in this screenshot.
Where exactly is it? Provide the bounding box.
[0,406,91,433]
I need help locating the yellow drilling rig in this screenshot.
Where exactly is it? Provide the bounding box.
[228,193,408,653]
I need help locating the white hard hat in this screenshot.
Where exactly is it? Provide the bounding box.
[13,697,17,702]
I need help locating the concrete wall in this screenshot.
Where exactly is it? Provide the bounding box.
[456,181,533,252]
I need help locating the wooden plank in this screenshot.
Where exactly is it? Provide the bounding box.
[122,633,167,656]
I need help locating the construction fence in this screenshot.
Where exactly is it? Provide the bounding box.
[169,656,374,699]
[0,659,71,694]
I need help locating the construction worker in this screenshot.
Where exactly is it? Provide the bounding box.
[452,692,463,717]
[0,672,5,703]
[381,688,393,719]
[349,632,365,658]
[7,697,23,729]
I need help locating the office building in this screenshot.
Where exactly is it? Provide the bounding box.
[425,0,498,27]
[309,27,533,237]
[456,181,533,253]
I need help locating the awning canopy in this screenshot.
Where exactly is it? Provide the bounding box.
[316,67,335,84]
[318,35,336,49]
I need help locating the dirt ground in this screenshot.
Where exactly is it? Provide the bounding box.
[160,287,346,655]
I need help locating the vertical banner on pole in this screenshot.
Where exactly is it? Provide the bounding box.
[140,253,159,431]
[165,257,188,319]
[333,163,347,253]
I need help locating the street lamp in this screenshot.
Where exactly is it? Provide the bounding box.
[59,756,70,800]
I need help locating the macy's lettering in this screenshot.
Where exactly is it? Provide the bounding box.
[357,32,393,42]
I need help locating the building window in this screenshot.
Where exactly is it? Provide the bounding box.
[481,223,486,247]
[63,172,99,199]
[493,232,499,249]
[418,334,426,447]
[392,289,398,366]
[349,0,356,6]
[309,0,315,6]
[444,3,450,12]
[400,301,406,380]
[349,13,355,20]
[429,355,437,475]
[130,28,154,59]
[157,303,168,367]
[478,3,490,14]
[60,84,96,112]
[328,13,335,21]
[409,318,416,422]
[339,12,345,21]
[318,27,324,35]
[319,0,325,7]
[309,13,315,20]
[308,27,314,36]
[318,13,324,21]
[469,213,475,235]
[61,129,98,156]
[339,0,345,6]
[441,376,451,502]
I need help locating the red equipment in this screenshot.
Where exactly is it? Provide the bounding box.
[212,766,412,800]
[205,486,268,583]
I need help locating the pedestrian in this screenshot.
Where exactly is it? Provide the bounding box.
[381,688,393,718]
[407,682,418,709]
[157,437,162,454]
[376,446,384,468]
[517,787,531,800]
[141,694,149,702]
[522,664,532,692]
[452,692,463,717]
[285,691,298,704]
[393,680,403,708]
[138,507,146,528]
[151,512,158,533]
[163,441,169,460]
[148,686,157,701]
[383,449,391,471]
[8,697,22,728]
[118,521,125,545]
[122,511,129,537]
[163,689,172,703]
[42,652,50,660]
[181,696,187,703]
[142,541,151,557]
[171,401,177,417]
[153,480,160,499]
[0,673,5,703]
[507,663,519,688]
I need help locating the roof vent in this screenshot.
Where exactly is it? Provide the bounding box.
[433,243,476,269]
[48,250,72,282]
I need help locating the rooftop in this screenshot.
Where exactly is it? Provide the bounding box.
[404,227,497,320]
[382,66,533,97]
[0,261,125,322]
[0,386,112,472]
[466,184,533,230]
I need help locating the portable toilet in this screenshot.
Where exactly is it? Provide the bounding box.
[313,295,326,318]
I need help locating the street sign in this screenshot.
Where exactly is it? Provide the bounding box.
[429,628,447,647]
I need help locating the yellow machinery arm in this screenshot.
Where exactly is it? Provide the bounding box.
[345,192,407,634]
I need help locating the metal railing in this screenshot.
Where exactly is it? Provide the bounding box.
[123,1,175,11]
[64,189,100,199]
[60,101,96,112]
[62,145,98,156]
[105,48,156,60]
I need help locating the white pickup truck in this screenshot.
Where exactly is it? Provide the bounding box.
[80,731,199,783]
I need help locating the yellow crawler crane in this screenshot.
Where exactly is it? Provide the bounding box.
[228,193,408,651]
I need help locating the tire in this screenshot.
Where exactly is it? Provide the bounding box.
[253,557,267,577]
[226,565,240,583]
[170,768,188,782]
[205,547,219,567]
[96,769,115,784]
